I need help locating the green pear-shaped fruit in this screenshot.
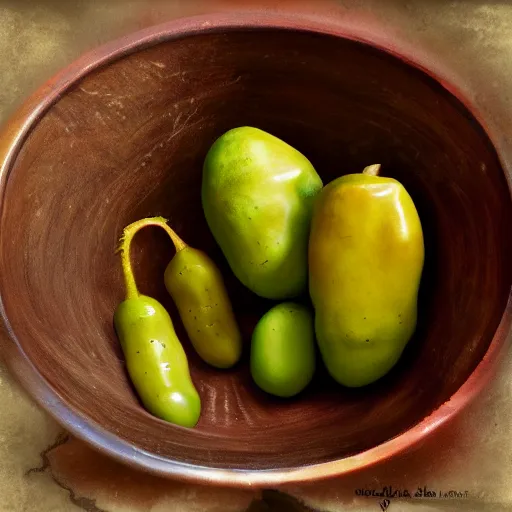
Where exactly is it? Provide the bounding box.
[202,127,323,299]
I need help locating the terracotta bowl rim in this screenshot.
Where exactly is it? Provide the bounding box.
[0,11,511,487]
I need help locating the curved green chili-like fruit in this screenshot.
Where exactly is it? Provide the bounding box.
[114,217,201,427]
[163,227,242,369]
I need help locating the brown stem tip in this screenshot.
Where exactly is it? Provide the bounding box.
[362,164,381,176]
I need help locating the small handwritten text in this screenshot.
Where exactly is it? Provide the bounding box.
[355,485,469,500]
[355,486,411,499]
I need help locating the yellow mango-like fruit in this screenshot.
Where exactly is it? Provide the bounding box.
[309,164,424,387]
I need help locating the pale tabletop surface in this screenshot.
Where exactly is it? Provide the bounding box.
[1,1,512,511]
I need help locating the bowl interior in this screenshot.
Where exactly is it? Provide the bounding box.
[1,28,511,472]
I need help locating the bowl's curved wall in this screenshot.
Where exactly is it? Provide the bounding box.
[0,19,511,485]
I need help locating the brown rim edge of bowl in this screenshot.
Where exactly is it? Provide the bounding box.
[0,11,511,488]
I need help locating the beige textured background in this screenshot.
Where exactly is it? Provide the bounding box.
[1,1,511,511]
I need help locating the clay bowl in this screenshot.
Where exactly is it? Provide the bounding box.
[0,14,511,487]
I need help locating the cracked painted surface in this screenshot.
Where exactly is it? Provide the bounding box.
[1,1,512,511]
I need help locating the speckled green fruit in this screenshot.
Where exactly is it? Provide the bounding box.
[164,241,242,370]
[250,302,315,397]
[202,127,323,300]
[309,164,424,388]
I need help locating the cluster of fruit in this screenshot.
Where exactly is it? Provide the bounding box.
[113,127,424,428]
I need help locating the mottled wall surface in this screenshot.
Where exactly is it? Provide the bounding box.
[1,1,512,511]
